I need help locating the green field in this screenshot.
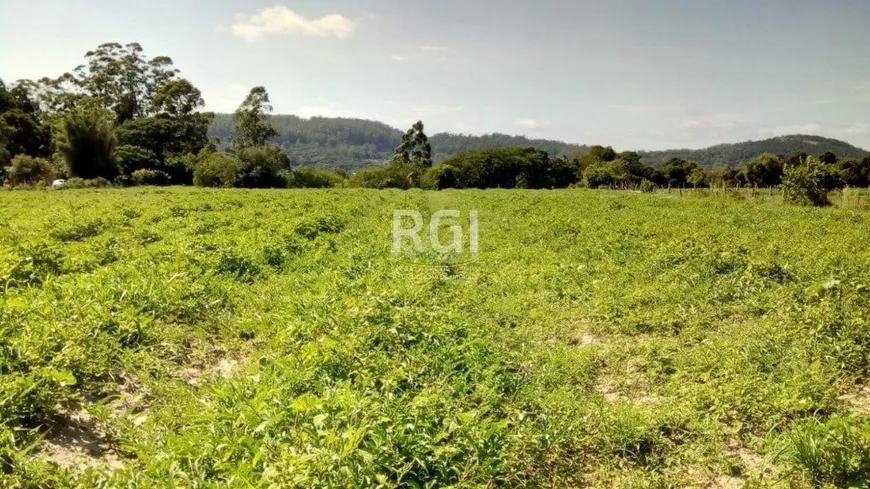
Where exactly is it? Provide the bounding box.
[2,188,870,488]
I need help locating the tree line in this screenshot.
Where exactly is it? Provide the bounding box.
[2,41,867,204]
[0,42,298,188]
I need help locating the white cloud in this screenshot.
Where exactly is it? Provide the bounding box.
[389,55,407,61]
[514,118,550,131]
[231,5,355,41]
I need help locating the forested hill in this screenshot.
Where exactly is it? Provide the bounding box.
[207,114,868,170]
[639,135,869,168]
[208,114,586,170]
[208,114,401,170]
[428,133,587,163]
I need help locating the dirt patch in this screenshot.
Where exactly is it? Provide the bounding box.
[595,372,663,405]
[724,442,779,480]
[683,467,745,489]
[568,332,600,346]
[39,409,123,473]
[838,383,870,415]
[177,356,239,385]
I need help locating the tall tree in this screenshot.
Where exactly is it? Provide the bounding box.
[394,120,432,167]
[73,42,179,124]
[0,79,51,160]
[151,78,204,118]
[232,86,278,150]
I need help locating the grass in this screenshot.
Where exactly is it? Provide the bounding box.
[2,187,870,488]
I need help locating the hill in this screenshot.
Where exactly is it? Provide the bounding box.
[639,135,869,168]
[207,115,868,170]
[208,114,587,170]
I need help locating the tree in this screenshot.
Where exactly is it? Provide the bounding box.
[782,156,831,206]
[190,150,242,188]
[818,151,837,165]
[115,114,211,183]
[741,153,783,187]
[55,107,118,179]
[662,158,700,187]
[687,168,708,188]
[579,145,617,172]
[420,164,458,190]
[549,156,581,188]
[0,79,51,159]
[710,166,741,187]
[74,42,179,124]
[151,79,203,118]
[232,87,278,150]
[6,154,55,185]
[234,145,291,188]
[837,157,870,188]
[394,120,432,168]
[583,166,615,189]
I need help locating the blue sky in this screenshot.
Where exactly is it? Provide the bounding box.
[2,0,869,150]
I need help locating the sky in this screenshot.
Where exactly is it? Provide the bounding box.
[2,0,870,150]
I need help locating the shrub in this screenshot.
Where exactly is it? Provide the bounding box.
[420,164,457,190]
[583,166,615,189]
[6,155,54,186]
[287,168,345,188]
[347,163,417,189]
[131,168,171,186]
[191,151,242,188]
[782,156,831,207]
[234,145,291,188]
[63,177,112,189]
[639,179,656,193]
[115,144,160,175]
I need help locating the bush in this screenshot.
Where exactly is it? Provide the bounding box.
[782,156,831,207]
[131,168,171,186]
[287,168,345,188]
[116,145,160,175]
[234,145,291,188]
[639,179,656,193]
[583,166,615,189]
[191,151,242,188]
[346,162,418,189]
[420,165,457,190]
[5,155,55,186]
[63,177,112,189]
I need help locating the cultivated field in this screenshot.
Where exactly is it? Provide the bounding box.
[2,188,870,488]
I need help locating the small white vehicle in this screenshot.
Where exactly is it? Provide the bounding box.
[51,179,66,189]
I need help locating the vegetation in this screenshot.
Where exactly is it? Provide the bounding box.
[782,156,833,206]
[55,106,118,180]
[639,135,868,168]
[207,115,869,171]
[3,41,869,197]
[1,188,870,488]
